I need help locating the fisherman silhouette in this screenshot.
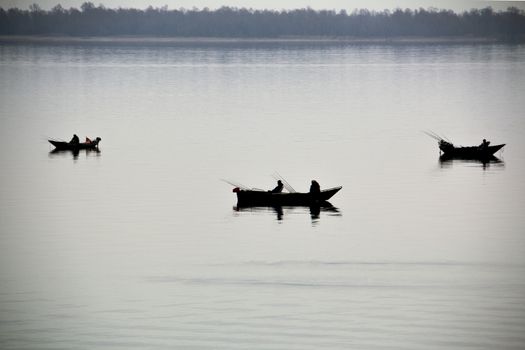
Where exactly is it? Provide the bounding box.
[270,180,284,193]
[69,134,79,145]
[480,139,490,149]
[309,180,321,199]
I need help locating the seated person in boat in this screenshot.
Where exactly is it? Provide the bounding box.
[269,180,284,193]
[439,139,454,152]
[310,180,321,197]
[69,134,79,145]
[479,139,490,149]
[85,137,101,146]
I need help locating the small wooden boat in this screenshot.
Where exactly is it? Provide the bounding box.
[234,186,342,206]
[49,137,101,150]
[439,140,504,158]
[424,131,505,159]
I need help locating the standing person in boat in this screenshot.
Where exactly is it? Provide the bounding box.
[270,180,284,193]
[480,139,490,149]
[69,134,79,145]
[310,180,321,199]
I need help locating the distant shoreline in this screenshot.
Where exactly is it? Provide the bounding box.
[0,35,508,45]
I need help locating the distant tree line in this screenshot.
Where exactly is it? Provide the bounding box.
[1,2,524,40]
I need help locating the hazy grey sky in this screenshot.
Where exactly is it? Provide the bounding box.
[1,0,524,11]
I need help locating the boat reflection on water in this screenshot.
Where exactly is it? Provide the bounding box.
[49,147,101,160]
[234,202,341,223]
[439,155,504,170]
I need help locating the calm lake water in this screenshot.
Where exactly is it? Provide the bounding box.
[1,41,525,349]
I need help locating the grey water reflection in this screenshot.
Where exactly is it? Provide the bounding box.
[234,203,341,223]
[2,42,525,350]
[439,155,505,170]
[48,148,101,160]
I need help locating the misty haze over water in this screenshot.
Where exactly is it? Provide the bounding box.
[1,40,525,349]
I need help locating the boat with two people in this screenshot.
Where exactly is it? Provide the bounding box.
[424,131,504,159]
[48,135,101,151]
[224,174,342,207]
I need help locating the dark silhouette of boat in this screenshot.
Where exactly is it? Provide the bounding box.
[48,137,101,150]
[424,131,505,159]
[439,140,505,158]
[234,186,342,206]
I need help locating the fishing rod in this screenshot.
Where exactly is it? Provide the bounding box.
[441,133,453,143]
[423,130,457,144]
[272,172,296,193]
[220,179,250,190]
[422,130,443,141]
[43,135,66,142]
